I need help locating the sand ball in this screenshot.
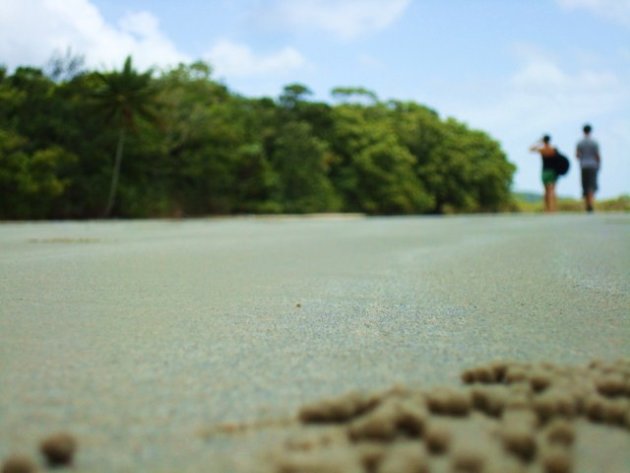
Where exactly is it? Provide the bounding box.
[505,367,528,385]
[545,419,575,447]
[348,401,399,442]
[427,388,471,417]
[395,400,429,438]
[602,399,629,426]
[500,424,537,463]
[299,391,378,424]
[1,455,36,473]
[596,375,626,398]
[471,387,505,418]
[356,442,387,473]
[553,392,578,419]
[447,391,472,417]
[490,362,509,383]
[530,372,552,393]
[584,395,606,422]
[425,388,451,415]
[541,447,573,473]
[425,422,451,455]
[39,432,77,467]
[533,390,576,423]
[473,366,495,384]
[461,369,476,384]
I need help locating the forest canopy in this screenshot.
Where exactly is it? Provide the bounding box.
[0,57,516,219]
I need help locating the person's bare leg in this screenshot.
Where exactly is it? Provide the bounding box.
[549,184,557,212]
[544,184,552,212]
[544,186,549,212]
[585,191,594,212]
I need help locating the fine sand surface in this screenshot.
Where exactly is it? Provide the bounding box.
[0,214,628,472]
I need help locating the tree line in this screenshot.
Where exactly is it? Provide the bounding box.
[0,56,516,219]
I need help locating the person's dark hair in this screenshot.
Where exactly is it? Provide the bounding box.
[542,135,551,143]
[583,124,592,134]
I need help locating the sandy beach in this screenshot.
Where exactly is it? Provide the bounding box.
[1,214,628,472]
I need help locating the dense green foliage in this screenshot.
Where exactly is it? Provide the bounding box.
[0,58,515,219]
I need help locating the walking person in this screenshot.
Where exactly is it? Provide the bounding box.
[576,124,600,212]
[530,135,558,212]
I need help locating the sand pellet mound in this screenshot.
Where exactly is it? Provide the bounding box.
[1,455,36,473]
[268,359,630,473]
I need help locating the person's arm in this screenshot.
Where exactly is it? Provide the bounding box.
[595,143,601,165]
[529,143,541,153]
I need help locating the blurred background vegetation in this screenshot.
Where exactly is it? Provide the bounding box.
[4,55,624,220]
[513,193,630,213]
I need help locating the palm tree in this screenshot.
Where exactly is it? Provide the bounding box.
[93,56,157,217]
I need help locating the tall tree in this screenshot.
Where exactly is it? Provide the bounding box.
[330,103,433,214]
[93,56,157,217]
[269,121,340,213]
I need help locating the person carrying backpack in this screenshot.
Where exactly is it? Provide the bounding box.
[530,135,558,212]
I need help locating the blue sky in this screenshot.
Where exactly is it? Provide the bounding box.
[1,0,628,198]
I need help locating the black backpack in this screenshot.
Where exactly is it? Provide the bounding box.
[553,149,570,176]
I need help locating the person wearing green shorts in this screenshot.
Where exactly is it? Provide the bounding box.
[542,168,558,186]
[530,135,558,212]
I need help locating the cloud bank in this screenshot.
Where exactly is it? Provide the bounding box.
[259,0,412,39]
[504,46,626,130]
[0,0,310,79]
[206,40,307,77]
[0,0,187,70]
[556,0,630,26]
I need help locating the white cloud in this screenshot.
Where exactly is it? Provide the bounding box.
[512,60,567,88]
[556,0,630,26]
[511,51,620,94]
[470,46,628,131]
[260,0,411,40]
[205,39,306,77]
[0,0,188,71]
